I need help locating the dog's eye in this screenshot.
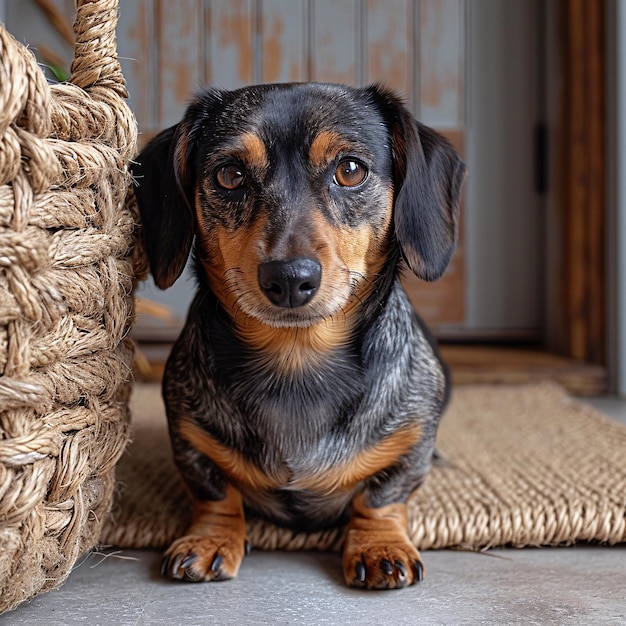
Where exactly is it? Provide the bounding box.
[216,164,246,190]
[333,159,368,187]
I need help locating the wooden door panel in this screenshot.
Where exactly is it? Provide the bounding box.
[365,0,413,101]
[310,0,359,84]
[207,0,256,88]
[419,0,465,128]
[261,0,308,83]
[158,0,205,128]
[117,1,156,131]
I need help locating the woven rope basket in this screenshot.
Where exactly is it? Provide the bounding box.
[0,0,137,613]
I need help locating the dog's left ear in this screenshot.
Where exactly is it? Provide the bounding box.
[369,86,466,281]
[132,113,199,290]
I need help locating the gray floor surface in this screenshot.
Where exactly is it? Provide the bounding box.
[2,397,625,625]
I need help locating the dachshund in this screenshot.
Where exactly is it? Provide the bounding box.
[133,82,465,589]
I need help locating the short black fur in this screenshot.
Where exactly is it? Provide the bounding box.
[133,82,465,588]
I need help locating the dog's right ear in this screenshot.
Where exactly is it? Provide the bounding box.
[133,120,196,289]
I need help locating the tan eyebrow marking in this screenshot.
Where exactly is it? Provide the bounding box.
[309,130,358,169]
[239,132,269,172]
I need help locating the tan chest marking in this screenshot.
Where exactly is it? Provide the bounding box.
[179,419,422,495]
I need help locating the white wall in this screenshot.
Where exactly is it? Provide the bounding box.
[465,0,544,334]
[611,0,626,395]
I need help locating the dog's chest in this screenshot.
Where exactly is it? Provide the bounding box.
[243,376,361,468]
[230,345,364,430]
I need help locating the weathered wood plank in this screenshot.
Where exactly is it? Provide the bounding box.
[261,0,307,83]
[117,1,157,132]
[208,0,255,89]
[419,0,465,127]
[310,0,358,84]
[365,0,412,102]
[158,0,204,127]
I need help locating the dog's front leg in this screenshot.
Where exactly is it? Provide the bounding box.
[162,484,249,582]
[343,492,423,589]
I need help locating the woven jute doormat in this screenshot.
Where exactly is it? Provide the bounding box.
[100,382,626,552]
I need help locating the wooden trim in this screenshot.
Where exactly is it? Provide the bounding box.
[441,345,607,396]
[556,0,606,364]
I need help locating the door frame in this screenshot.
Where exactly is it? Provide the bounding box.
[545,0,607,368]
[607,0,626,395]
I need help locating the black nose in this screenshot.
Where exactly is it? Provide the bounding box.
[258,258,322,308]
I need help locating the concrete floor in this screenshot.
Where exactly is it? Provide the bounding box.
[2,396,625,625]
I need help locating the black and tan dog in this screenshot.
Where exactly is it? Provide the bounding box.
[133,82,465,589]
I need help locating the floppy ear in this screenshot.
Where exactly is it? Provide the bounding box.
[132,120,196,289]
[369,86,466,281]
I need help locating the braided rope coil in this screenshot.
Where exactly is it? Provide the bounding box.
[0,0,138,613]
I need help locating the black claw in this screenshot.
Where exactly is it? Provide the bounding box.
[394,560,407,578]
[180,554,198,570]
[380,558,394,575]
[183,567,202,582]
[414,560,424,582]
[355,561,366,583]
[170,554,185,578]
[210,554,224,574]
[160,555,170,577]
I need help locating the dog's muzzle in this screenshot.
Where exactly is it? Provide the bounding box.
[258,258,322,308]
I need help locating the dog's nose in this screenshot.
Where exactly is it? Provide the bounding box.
[258,258,322,308]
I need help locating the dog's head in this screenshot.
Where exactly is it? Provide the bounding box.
[134,83,465,329]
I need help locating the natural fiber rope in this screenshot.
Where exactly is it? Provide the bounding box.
[101,382,626,554]
[0,0,138,613]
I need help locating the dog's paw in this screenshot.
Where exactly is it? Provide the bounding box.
[342,495,424,589]
[161,535,250,582]
[343,533,424,589]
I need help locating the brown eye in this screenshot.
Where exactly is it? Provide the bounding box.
[216,164,245,190]
[333,159,367,187]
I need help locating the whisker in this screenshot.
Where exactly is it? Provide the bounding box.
[223,267,244,279]
[348,270,371,289]
[230,289,257,322]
